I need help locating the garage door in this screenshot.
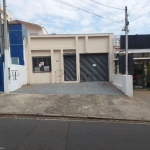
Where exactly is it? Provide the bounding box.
[80,53,109,82]
[64,54,77,81]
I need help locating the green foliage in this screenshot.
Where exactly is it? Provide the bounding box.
[146,61,150,88]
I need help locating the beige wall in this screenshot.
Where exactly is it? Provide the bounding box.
[26,34,113,84]
[53,50,62,83]
[78,37,86,53]
[88,37,109,53]
[31,37,76,49]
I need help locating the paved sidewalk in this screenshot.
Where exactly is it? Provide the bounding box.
[0,93,150,121]
[134,90,150,108]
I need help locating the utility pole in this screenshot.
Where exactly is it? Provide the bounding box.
[125,6,129,75]
[3,0,8,51]
[3,0,9,93]
[0,2,3,55]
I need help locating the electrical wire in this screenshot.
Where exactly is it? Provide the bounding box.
[79,0,124,19]
[130,1,150,20]
[90,0,124,10]
[53,0,123,23]
[42,26,49,34]
[116,22,124,35]
[130,11,150,22]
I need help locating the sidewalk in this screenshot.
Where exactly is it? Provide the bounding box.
[0,93,150,121]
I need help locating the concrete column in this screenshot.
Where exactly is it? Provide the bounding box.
[122,75,133,98]
[75,36,80,82]
[28,37,32,84]
[4,50,10,93]
[51,49,54,84]
[23,39,27,84]
[109,34,114,81]
[85,36,88,53]
[61,49,64,83]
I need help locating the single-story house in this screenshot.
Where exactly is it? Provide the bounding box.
[24,33,114,84]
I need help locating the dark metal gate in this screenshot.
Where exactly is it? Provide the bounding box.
[80,53,109,82]
[64,54,76,81]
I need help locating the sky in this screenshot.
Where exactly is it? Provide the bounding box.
[5,0,150,35]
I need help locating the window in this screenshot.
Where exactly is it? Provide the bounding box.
[32,57,51,73]
[11,57,19,65]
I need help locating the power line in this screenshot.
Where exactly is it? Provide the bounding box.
[130,1,150,20]
[53,0,122,23]
[90,0,124,10]
[116,22,124,35]
[42,26,49,34]
[79,0,124,19]
[130,11,150,22]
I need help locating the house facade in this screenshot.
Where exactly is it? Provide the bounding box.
[9,24,27,65]
[25,33,113,84]
[114,34,150,88]
[0,20,44,92]
[0,7,13,92]
[10,20,43,36]
[0,6,13,22]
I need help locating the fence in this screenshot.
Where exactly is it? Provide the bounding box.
[114,59,150,89]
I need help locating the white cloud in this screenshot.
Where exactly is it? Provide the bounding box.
[6,0,150,35]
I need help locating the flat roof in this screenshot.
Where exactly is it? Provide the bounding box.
[9,20,42,30]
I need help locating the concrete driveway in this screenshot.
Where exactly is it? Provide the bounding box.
[11,82,124,95]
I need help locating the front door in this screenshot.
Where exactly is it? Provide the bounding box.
[64,54,76,81]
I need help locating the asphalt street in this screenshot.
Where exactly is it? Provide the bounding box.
[0,118,150,150]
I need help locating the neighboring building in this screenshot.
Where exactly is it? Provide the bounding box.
[114,35,120,50]
[0,6,13,22]
[25,33,113,84]
[114,34,150,88]
[8,20,44,65]
[9,20,43,35]
[0,20,44,92]
[0,7,13,92]
[9,23,27,65]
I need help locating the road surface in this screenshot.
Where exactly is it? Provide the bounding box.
[0,117,150,150]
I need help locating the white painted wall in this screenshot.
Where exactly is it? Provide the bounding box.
[4,47,11,93]
[27,27,43,35]
[112,74,133,98]
[9,65,27,92]
[4,40,27,92]
[112,74,122,91]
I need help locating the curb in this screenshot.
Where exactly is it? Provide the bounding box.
[0,113,150,123]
